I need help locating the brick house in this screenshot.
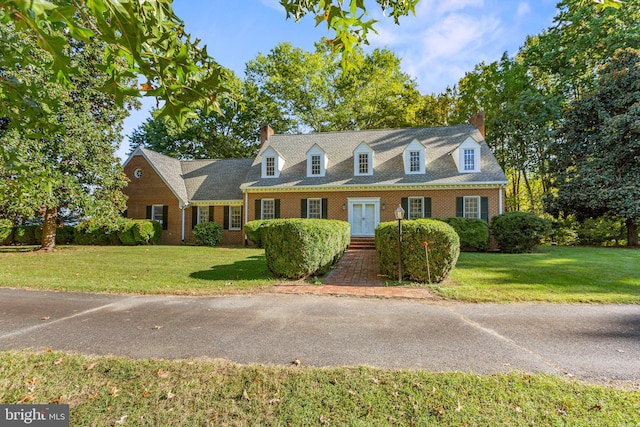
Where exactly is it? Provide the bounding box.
[123,115,508,245]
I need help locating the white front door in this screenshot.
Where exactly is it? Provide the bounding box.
[348,198,380,236]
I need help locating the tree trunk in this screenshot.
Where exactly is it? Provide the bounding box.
[40,206,58,252]
[627,218,638,247]
[521,169,536,213]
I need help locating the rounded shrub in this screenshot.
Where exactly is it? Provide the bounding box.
[244,220,269,247]
[75,221,120,245]
[376,219,460,284]
[440,217,489,251]
[491,211,552,253]
[117,220,138,246]
[193,221,223,246]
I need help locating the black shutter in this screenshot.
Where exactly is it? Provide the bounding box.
[322,199,328,219]
[274,199,280,218]
[255,200,261,220]
[223,206,230,230]
[192,206,197,229]
[301,199,307,218]
[456,197,464,217]
[401,198,408,217]
[481,197,489,222]
[162,206,168,230]
[424,197,432,218]
[209,206,215,223]
[146,206,152,220]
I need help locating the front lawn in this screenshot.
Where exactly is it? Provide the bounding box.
[0,245,276,295]
[442,246,640,303]
[1,350,638,426]
[0,245,638,303]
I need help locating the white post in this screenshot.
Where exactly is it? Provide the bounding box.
[499,186,504,214]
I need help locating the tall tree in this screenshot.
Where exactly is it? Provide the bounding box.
[547,48,640,246]
[0,24,133,251]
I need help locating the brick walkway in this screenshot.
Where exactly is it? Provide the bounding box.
[272,248,436,300]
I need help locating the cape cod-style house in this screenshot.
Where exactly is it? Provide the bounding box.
[123,114,508,245]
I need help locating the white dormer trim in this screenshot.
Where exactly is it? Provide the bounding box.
[353,142,374,176]
[403,139,426,175]
[306,144,328,177]
[452,137,481,173]
[261,146,285,178]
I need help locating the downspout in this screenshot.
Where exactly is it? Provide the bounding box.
[244,190,249,246]
[499,185,504,215]
[181,201,190,243]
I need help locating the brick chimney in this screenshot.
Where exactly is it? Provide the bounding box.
[468,113,485,138]
[259,125,274,147]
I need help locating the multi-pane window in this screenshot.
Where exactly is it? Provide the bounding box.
[262,199,275,219]
[307,199,322,219]
[464,196,480,219]
[408,197,424,220]
[151,205,164,225]
[198,206,209,223]
[265,157,275,176]
[409,151,421,172]
[311,154,321,175]
[229,206,242,230]
[359,153,369,174]
[464,149,475,171]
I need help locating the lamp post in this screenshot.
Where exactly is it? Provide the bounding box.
[394,205,405,284]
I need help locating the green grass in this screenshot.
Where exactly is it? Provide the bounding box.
[440,246,640,303]
[0,245,277,295]
[1,350,638,426]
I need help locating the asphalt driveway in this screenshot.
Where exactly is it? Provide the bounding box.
[1,288,638,383]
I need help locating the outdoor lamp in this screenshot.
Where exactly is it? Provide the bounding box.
[394,205,405,283]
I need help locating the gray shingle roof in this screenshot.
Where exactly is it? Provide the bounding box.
[137,148,189,203]
[242,124,507,189]
[182,158,253,201]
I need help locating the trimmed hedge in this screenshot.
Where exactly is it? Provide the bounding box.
[440,217,489,252]
[193,221,223,247]
[13,225,39,245]
[55,225,76,245]
[244,220,269,248]
[75,222,121,246]
[376,219,460,283]
[117,219,162,246]
[491,211,552,253]
[261,219,350,279]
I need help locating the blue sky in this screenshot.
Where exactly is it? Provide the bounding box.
[117,0,560,160]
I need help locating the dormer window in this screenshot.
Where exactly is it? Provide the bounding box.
[403,139,426,174]
[306,144,327,177]
[452,137,481,173]
[261,146,284,178]
[354,142,374,176]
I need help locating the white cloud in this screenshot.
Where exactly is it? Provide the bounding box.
[516,2,532,19]
[436,0,485,15]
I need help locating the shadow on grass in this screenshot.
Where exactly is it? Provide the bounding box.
[0,246,38,253]
[189,255,272,281]
[455,247,640,297]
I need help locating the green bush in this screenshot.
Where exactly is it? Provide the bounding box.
[0,219,14,245]
[13,225,39,245]
[440,218,489,251]
[577,216,626,246]
[193,221,223,247]
[491,211,552,253]
[55,225,75,245]
[244,220,269,247]
[75,221,120,246]
[376,219,460,284]
[549,218,579,246]
[117,221,138,246]
[262,219,350,279]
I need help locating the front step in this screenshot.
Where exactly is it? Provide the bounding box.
[349,237,376,250]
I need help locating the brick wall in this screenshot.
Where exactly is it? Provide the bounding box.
[184,205,245,246]
[123,155,183,245]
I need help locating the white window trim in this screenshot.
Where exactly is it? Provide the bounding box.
[261,147,284,178]
[403,140,426,174]
[229,206,242,230]
[453,137,481,173]
[463,149,475,171]
[463,196,481,219]
[408,196,424,220]
[307,198,322,219]
[306,145,327,177]
[151,205,164,225]
[265,156,276,177]
[353,142,374,176]
[261,199,275,220]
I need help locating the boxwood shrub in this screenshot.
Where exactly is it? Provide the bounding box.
[74,221,121,246]
[116,219,162,245]
[244,220,269,247]
[491,211,552,253]
[376,219,460,283]
[261,219,350,279]
[193,221,223,247]
[440,217,489,251]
